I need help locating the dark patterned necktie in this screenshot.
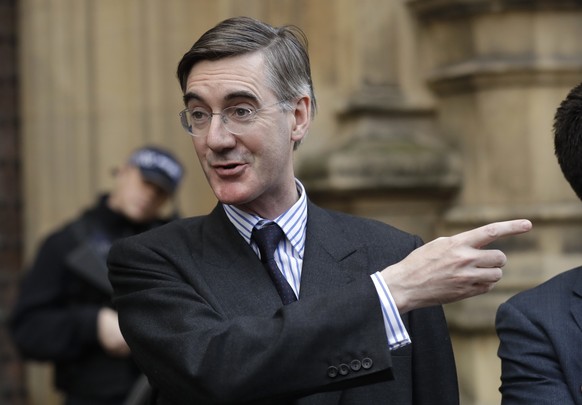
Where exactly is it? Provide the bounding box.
[252,222,297,305]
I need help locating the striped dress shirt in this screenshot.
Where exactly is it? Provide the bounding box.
[223,179,410,350]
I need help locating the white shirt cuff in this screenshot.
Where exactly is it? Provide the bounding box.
[371,272,411,350]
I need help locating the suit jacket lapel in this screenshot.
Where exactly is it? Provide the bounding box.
[195,202,371,314]
[197,204,283,315]
[299,203,363,299]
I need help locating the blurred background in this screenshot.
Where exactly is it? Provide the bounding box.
[2,0,582,404]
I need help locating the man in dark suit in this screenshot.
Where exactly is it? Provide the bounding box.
[496,81,582,405]
[108,16,532,404]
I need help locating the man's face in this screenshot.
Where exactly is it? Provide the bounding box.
[108,165,170,223]
[183,52,310,218]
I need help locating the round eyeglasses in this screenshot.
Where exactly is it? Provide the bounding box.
[179,101,286,137]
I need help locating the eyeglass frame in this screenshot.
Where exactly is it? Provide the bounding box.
[178,100,289,137]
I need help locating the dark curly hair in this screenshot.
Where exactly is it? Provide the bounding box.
[554,81,582,201]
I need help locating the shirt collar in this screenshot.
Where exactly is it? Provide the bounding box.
[223,179,308,252]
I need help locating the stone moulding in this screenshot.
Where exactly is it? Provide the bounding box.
[299,83,461,195]
[407,0,582,21]
[298,136,461,195]
[427,57,582,95]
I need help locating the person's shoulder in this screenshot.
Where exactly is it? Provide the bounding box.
[112,215,207,248]
[310,203,418,241]
[513,267,581,297]
[505,267,582,310]
[31,198,106,253]
[35,214,85,249]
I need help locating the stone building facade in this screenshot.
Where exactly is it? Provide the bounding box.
[4,0,582,404]
[0,0,26,403]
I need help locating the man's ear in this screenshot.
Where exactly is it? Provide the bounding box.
[290,96,311,143]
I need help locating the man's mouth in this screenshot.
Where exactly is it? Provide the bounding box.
[213,162,246,176]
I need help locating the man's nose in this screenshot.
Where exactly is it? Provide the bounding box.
[205,115,236,150]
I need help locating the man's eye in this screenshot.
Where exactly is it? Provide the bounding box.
[229,107,253,120]
[190,110,209,121]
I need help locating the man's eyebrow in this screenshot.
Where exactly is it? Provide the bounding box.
[224,91,259,102]
[183,92,202,105]
[182,90,259,106]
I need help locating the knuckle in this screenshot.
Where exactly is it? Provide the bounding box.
[483,223,500,239]
[476,282,494,295]
[431,236,450,246]
[454,247,476,267]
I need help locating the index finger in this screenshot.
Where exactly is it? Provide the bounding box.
[452,219,532,248]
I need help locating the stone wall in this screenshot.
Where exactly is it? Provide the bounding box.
[0,0,26,403]
[12,1,582,404]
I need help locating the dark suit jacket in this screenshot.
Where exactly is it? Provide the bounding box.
[108,202,458,404]
[496,267,582,405]
[10,196,153,403]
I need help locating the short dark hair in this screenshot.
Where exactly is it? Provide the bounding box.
[176,16,317,118]
[554,81,582,200]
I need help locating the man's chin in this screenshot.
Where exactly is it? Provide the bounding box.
[125,208,156,224]
[211,184,253,207]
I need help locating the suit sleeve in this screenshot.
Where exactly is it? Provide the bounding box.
[108,235,394,404]
[496,300,576,405]
[409,304,459,404]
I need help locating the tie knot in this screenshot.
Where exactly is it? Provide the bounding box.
[252,222,284,263]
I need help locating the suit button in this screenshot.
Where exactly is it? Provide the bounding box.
[339,363,350,376]
[327,366,339,378]
[350,359,362,371]
[362,357,373,369]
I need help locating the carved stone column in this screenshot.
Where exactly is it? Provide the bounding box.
[408,1,582,403]
[299,0,460,239]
